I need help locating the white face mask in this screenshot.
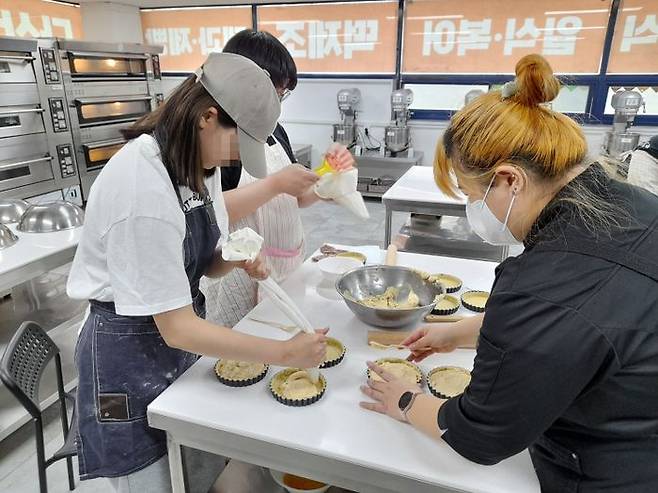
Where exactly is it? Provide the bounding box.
[465,177,522,246]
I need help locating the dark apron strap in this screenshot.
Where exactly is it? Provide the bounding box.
[535,241,658,283]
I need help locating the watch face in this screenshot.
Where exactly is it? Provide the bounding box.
[398,391,414,411]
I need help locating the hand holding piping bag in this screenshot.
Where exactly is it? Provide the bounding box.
[222,228,325,381]
[324,143,355,172]
[313,144,370,220]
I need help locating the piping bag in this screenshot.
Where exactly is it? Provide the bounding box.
[314,160,370,221]
[222,228,321,382]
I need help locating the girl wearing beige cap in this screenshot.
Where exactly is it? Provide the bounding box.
[67,53,327,491]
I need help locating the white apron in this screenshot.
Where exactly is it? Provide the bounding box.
[201,137,305,327]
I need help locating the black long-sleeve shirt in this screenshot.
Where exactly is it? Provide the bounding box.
[438,164,658,491]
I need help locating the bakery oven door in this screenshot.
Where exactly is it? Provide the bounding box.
[0,52,37,84]
[82,139,125,170]
[67,52,147,79]
[0,134,53,192]
[0,106,45,139]
[73,96,151,126]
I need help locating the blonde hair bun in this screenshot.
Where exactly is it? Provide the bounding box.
[514,54,560,107]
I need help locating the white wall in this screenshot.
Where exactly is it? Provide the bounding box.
[161,75,658,166]
[280,78,394,163]
[80,2,143,44]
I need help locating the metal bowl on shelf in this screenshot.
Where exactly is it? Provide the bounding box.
[0,223,18,249]
[336,265,443,329]
[17,201,84,233]
[0,199,30,224]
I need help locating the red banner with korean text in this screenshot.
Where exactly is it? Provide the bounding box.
[607,0,658,74]
[0,0,82,39]
[141,6,252,73]
[403,0,612,74]
[257,1,398,74]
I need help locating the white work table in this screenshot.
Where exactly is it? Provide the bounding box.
[148,248,539,493]
[382,166,466,246]
[0,224,82,292]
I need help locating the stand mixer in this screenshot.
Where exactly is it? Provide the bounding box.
[603,90,646,159]
[385,88,414,156]
[332,88,361,148]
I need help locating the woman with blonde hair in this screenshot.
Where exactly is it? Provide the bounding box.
[360,54,658,492]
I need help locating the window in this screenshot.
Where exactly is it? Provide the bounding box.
[403,0,611,74]
[607,0,658,74]
[137,0,657,125]
[407,83,590,114]
[405,84,489,111]
[141,6,252,72]
[0,0,82,39]
[257,1,398,74]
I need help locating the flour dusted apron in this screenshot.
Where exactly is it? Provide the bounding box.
[74,185,221,479]
[203,137,305,328]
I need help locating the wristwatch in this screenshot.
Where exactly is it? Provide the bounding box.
[398,391,422,421]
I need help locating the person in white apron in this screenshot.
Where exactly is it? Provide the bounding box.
[200,31,354,493]
[201,30,354,328]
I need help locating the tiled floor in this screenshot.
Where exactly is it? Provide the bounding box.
[301,197,407,255]
[0,199,408,493]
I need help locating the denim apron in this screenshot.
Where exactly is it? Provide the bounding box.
[75,184,221,480]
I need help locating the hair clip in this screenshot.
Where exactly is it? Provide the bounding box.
[501,79,518,99]
[194,66,203,83]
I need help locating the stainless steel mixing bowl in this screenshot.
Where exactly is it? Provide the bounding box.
[0,223,18,249]
[0,199,30,224]
[336,265,444,328]
[17,201,84,233]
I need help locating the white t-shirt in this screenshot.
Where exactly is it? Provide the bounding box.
[67,134,229,316]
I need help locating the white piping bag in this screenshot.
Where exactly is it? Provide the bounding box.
[314,168,370,220]
[222,228,320,382]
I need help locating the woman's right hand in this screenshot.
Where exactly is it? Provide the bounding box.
[401,325,459,363]
[272,165,319,197]
[402,314,484,362]
[281,328,328,368]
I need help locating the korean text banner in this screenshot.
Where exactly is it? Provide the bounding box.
[403,0,611,74]
[0,0,82,39]
[141,6,252,73]
[258,1,398,73]
[607,0,658,74]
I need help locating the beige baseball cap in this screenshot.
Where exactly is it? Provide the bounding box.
[196,53,280,178]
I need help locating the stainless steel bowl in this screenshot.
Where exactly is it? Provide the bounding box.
[17,201,84,233]
[336,265,444,328]
[0,199,30,224]
[0,224,18,249]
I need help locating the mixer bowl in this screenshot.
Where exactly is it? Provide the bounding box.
[0,199,30,224]
[17,201,84,233]
[336,265,444,328]
[0,224,18,249]
[384,126,410,153]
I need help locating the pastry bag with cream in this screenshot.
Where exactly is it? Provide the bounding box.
[314,168,370,220]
